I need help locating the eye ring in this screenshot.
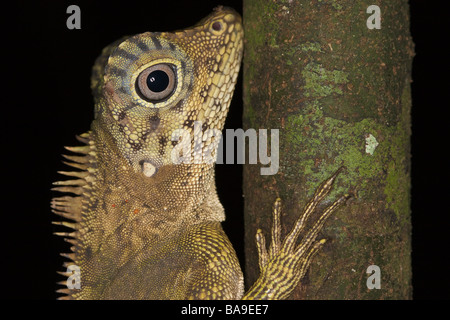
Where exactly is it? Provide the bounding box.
[136,63,176,102]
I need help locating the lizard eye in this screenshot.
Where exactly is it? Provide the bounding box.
[210,20,226,35]
[136,63,176,102]
[212,21,222,31]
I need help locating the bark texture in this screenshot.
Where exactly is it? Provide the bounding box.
[242,0,414,299]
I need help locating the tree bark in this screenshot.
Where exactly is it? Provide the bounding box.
[242,0,414,299]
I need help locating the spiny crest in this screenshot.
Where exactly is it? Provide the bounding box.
[51,131,97,299]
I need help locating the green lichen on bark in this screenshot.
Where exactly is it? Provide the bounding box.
[243,0,413,299]
[301,62,349,97]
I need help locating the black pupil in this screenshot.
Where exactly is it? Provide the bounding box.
[146,70,169,92]
[212,22,222,31]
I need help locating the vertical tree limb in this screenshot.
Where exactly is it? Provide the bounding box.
[243,0,413,299]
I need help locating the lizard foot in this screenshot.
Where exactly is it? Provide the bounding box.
[243,167,350,300]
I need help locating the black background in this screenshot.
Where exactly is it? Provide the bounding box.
[2,0,449,300]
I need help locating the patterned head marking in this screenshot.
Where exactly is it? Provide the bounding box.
[92,7,243,176]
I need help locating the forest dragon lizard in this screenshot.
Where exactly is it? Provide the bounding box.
[52,6,349,300]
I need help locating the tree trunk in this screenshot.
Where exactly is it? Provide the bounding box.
[242,0,413,299]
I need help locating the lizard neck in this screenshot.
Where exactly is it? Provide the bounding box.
[89,119,225,241]
[54,123,225,299]
[57,122,226,298]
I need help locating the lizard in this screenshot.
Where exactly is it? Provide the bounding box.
[51,6,349,300]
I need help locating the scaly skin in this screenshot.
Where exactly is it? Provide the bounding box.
[52,7,348,300]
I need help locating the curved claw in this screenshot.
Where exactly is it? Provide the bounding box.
[295,193,351,257]
[245,167,350,300]
[285,167,345,253]
[269,198,282,257]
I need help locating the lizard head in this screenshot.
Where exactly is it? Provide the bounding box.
[91,6,243,178]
